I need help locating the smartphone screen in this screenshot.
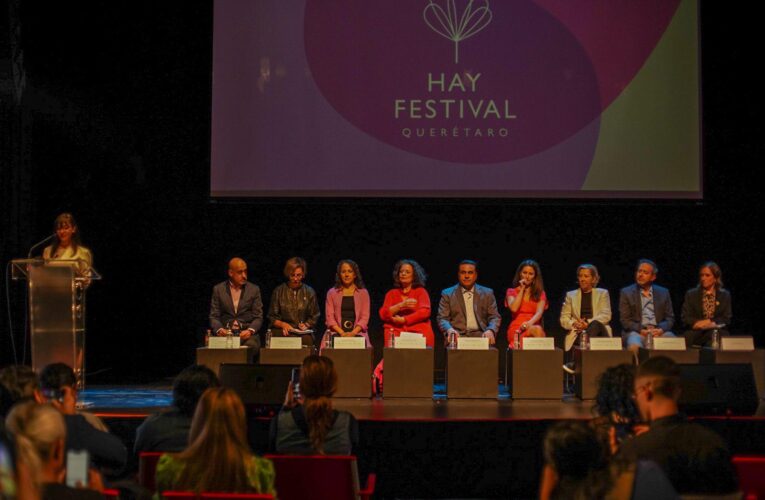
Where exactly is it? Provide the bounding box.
[291,367,301,399]
[65,450,89,488]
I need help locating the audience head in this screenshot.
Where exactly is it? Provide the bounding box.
[284,257,307,288]
[227,258,248,287]
[5,401,66,487]
[176,387,253,493]
[699,261,723,291]
[38,364,76,393]
[635,259,658,288]
[593,364,639,424]
[172,365,221,417]
[542,420,612,500]
[392,259,427,289]
[576,264,600,292]
[634,356,681,422]
[513,259,545,300]
[334,259,365,289]
[300,355,339,454]
[0,366,39,416]
[457,260,479,289]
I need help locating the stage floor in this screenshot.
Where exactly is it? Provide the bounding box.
[82,384,765,420]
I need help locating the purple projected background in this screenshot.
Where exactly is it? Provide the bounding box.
[211,0,700,197]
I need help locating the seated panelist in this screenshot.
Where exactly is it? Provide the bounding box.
[379,259,434,347]
[437,259,500,346]
[505,259,548,347]
[681,261,731,347]
[209,257,263,353]
[268,257,320,348]
[321,259,371,348]
[619,259,676,352]
[559,264,612,351]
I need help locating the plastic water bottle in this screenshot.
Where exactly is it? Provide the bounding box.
[514,329,521,350]
[448,331,457,350]
[265,329,271,348]
[226,328,233,349]
[387,328,394,348]
[325,334,333,350]
[645,331,654,350]
[581,331,589,350]
[711,328,720,350]
[205,329,211,346]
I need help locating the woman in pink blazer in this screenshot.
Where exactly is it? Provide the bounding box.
[321,259,372,348]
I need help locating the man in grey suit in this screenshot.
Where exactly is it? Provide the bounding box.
[209,257,263,355]
[437,260,501,346]
[619,259,676,352]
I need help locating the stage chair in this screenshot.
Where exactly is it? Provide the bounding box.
[264,454,376,500]
[139,451,165,491]
[160,493,274,500]
[733,455,765,499]
[200,494,274,499]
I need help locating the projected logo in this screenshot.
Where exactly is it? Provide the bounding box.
[304,0,681,165]
[423,0,492,64]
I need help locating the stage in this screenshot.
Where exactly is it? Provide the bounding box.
[87,385,765,499]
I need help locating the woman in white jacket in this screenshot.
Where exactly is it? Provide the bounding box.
[560,264,612,352]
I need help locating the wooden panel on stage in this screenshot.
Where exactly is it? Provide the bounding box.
[323,348,373,398]
[699,348,765,399]
[507,348,563,399]
[260,347,313,366]
[384,348,433,398]
[574,348,634,400]
[446,348,498,399]
[639,348,700,365]
[196,347,251,376]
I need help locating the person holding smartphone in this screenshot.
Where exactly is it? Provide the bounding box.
[505,259,548,347]
[5,402,103,499]
[270,356,358,455]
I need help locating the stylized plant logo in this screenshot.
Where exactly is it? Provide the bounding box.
[423,0,492,64]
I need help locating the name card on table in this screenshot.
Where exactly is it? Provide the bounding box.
[208,337,241,349]
[400,331,424,339]
[523,338,555,350]
[270,337,302,349]
[333,337,366,349]
[458,337,489,350]
[653,337,687,350]
[589,338,623,350]
[395,336,427,349]
[722,336,755,351]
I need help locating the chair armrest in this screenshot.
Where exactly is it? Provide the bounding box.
[359,473,376,500]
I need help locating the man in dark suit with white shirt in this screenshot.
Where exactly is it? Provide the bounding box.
[209,257,263,355]
[437,260,501,346]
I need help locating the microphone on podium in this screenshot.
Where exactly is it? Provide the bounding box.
[27,234,56,258]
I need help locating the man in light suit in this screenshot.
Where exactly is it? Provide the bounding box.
[619,259,676,352]
[437,260,501,346]
[560,263,612,352]
[209,257,263,356]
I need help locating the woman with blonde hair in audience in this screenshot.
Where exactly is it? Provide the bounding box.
[6,401,103,499]
[155,388,275,496]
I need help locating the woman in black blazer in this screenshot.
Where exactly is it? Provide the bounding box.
[681,261,732,347]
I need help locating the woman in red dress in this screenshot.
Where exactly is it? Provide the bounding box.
[506,259,548,347]
[379,259,434,347]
